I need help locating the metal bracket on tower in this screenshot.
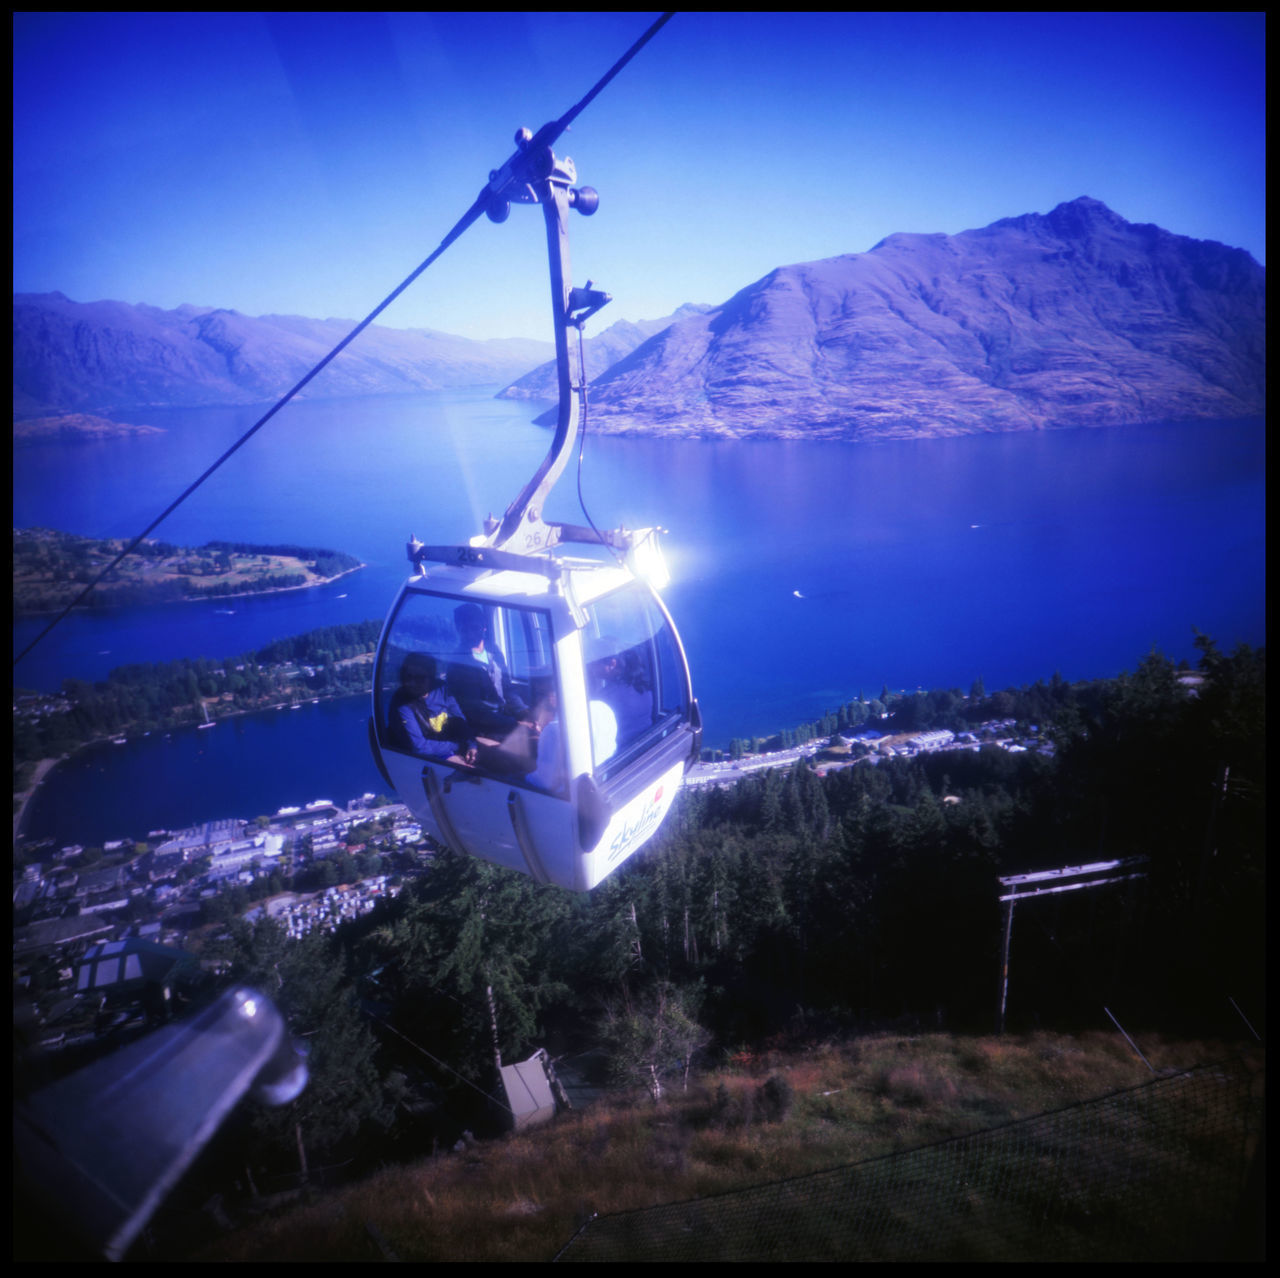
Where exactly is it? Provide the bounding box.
[476,127,611,557]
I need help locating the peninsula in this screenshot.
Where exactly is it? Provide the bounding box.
[14,413,165,445]
[12,528,363,615]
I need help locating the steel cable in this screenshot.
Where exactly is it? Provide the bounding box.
[14,12,676,670]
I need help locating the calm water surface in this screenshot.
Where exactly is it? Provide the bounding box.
[13,392,1265,846]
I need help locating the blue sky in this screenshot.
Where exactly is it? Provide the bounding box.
[13,11,1266,342]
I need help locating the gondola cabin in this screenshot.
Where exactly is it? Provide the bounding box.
[370,543,700,891]
[369,127,699,889]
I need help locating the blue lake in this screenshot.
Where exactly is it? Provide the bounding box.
[13,391,1266,846]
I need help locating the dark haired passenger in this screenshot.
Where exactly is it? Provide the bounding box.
[527,675,618,795]
[447,603,531,737]
[388,652,477,765]
[593,647,654,749]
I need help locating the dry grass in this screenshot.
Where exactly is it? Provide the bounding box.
[189,1030,1258,1263]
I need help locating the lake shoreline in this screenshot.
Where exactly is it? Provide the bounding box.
[13,756,67,845]
[12,403,1265,848]
[13,689,375,848]
[13,563,366,620]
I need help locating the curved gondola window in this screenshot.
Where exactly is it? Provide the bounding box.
[581,581,690,782]
[376,590,559,785]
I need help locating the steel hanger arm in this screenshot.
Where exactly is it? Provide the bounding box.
[483,148,608,554]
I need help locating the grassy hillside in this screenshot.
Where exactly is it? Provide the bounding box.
[184,1029,1260,1263]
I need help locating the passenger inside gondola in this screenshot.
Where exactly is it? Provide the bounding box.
[387,652,477,764]
[445,602,538,773]
[591,645,654,749]
[526,691,567,794]
[526,683,617,796]
[446,603,531,737]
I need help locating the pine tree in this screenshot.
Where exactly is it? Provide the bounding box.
[217,920,392,1173]
[358,850,571,1087]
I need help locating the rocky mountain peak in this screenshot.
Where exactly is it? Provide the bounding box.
[575,199,1264,440]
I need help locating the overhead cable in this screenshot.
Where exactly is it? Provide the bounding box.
[13,11,676,670]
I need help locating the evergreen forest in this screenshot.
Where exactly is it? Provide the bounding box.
[197,636,1263,1180]
[12,620,384,782]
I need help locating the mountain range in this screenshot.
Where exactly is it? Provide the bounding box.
[13,199,1264,440]
[574,198,1265,439]
[11,294,553,419]
[494,304,714,404]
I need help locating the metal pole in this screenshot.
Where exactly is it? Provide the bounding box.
[997,897,1014,1034]
[1104,1006,1156,1073]
[1228,995,1262,1042]
[996,858,1148,1039]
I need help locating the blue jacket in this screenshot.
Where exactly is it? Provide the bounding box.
[389,684,472,760]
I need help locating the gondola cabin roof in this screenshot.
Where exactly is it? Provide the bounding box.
[403,552,637,609]
[409,555,629,599]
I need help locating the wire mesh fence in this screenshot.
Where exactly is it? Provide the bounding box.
[555,1060,1263,1262]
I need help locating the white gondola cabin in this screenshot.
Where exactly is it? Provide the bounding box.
[371,543,699,890]
[369,128,700,889]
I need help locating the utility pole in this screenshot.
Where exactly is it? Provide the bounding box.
[996,856,1148,1033]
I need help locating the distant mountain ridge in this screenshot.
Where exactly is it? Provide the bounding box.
[14,199,1264,439]
[12,293,554,417]
[495,304,715,403]
[575,198,1265,439]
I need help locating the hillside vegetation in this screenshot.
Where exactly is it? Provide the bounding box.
[17,635,1262,1261]
[187,1030,1260,1262]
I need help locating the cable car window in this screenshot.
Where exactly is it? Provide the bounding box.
[376,590,559,785]
[581,581,690,781]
